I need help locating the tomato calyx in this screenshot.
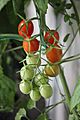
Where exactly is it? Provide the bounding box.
[34,73,49,86]
[26,54,41,68]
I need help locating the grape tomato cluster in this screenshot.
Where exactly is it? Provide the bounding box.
[18,19,62,101]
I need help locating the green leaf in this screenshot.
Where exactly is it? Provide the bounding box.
[65,3,72,9]
[24,0,31,6]
[15,108,26,120]
[27,99,36,109]
[0,66,15,111]
[77,103,80,112]
[64,14,70,22]
[70,79,80,111]
[0,40,9,54]
[69,114,79,120]
[0,0,10,11]
[0,34,24,41]
[69,114,74,120]
[63,33,70,42]
[36,113,48,120]
[34,0,48,13]
[0,66,3,75]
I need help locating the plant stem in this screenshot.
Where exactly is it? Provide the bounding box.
[59,65,71,107]
[46,99,65,113]
[70,0,80,26]
[62,26,79,57]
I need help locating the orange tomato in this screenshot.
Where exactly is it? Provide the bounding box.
[46,45,62,63]
[23,38,39,53]
[44,64,60,77]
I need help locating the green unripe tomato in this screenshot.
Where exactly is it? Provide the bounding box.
[34,73,48,86]
[20,65,34,80]
[40,84,53,99]
[26,54,41,68]
[30,89,41,101]
[19,80,31,94]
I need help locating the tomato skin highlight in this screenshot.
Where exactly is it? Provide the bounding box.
[18,20,34,38]
[23,38,39,53]
[44,30,59,45]
[46,45,62,63]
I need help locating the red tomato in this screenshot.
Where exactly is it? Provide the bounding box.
[44,30,59,45]
[23,38,39,53]
[46,44,62,63]
[18,19,34,38]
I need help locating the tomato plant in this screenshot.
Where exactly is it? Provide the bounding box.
[0,0,80,119]
[18,19,34,38]
[46,45,62,63]
[23,38,39,53]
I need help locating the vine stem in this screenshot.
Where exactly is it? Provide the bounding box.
[62,26,79,57]
[45,99,65,113]
[59,65,71,107]
[70,0,80,26]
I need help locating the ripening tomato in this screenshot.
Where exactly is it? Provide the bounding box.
[46,45,62,63]
[18,19,34,38]
[23,38,39,53]
[44,30,59,45]
[44,64,60,77]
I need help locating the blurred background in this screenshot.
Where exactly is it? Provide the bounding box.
[0,0,80,120]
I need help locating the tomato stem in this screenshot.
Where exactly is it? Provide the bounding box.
[59,65,71,108]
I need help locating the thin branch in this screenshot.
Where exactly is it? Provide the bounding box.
[70,0,80,26]
[62,27,79,57]
[46,99,65,113]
